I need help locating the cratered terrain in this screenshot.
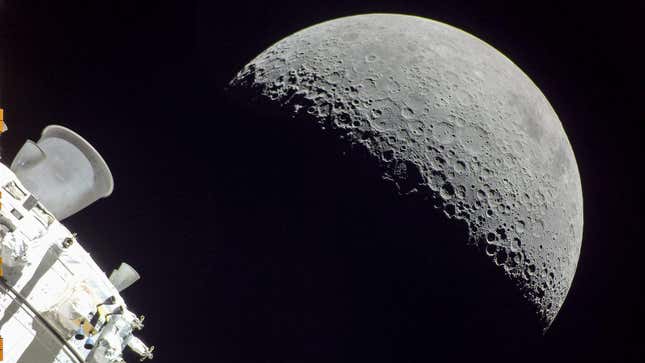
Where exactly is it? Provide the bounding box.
[228,13,583,333]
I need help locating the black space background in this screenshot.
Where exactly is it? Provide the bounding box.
[0,1,643,362]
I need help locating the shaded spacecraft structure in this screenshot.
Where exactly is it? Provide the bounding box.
[0,110,154,362]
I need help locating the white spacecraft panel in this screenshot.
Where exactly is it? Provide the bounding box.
[0,124,154,363]
[0,283,81,363]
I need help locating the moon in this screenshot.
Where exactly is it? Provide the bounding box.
[229,13,583,329]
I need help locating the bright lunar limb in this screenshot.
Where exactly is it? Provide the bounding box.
[229,13,583,329]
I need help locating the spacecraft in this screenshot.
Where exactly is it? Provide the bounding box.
[0,109,154,362]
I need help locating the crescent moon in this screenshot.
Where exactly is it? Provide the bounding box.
[229,13,583,329]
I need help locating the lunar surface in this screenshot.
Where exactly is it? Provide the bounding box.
[229,13,583,329]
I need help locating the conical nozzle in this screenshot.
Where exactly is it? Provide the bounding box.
[10,125,114,220]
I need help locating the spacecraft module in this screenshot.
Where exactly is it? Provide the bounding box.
[0,110,154,362]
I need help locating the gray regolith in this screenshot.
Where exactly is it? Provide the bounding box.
[229,13,584,329]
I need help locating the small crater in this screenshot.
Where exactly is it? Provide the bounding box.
[516,220,526,234]
[365,54,378,62]
[454,160,467,173]
[440,183,455,200]
[401,107,415,119]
